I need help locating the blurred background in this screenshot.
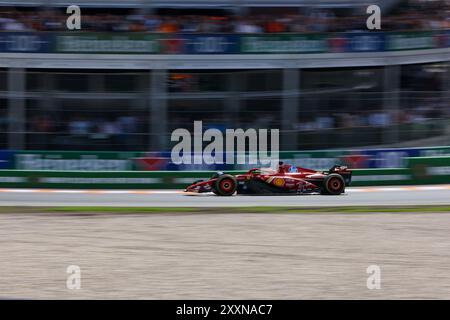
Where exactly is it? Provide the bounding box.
[1,0,450,302]
[0,0,448,167]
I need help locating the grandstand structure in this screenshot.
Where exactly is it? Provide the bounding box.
[0,0,449,151]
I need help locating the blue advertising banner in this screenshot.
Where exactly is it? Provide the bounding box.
[344,32,385,52]
[0,150,14,169]
[0,32,52,53]
[342,147,450,169]
[181,34,239,54]
[354,148,418,168]
[0,30,448,54]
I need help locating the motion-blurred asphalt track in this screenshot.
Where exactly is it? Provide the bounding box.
[0,185,450,207]
[1,185,450,299]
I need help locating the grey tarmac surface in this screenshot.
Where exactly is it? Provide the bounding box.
[1,211,450,299]
[0,186,449,207]
[1,186,450,299]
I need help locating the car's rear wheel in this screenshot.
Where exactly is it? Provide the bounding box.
[214,174,237,196]
[322,174,345,195]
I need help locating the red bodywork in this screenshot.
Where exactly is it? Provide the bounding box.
[185,164,352,195]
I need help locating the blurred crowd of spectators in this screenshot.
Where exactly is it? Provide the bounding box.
[0,1,449,33]
[26,114,145,150]
[30,114,142,136]
[25,101,447,137]
[294,102,448,132]
[1,98,447,150]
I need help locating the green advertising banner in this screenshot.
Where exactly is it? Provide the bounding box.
[385,32,437,51]
[240,34,328,54]
[408,156,450,184]
[55,33,161,53]
[350,168,411,186]
[13,150,142,171]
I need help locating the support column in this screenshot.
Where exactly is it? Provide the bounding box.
[443,63,450,135]
[281,68,300,150]
[40,72,55,110]
[89,73,104,93]
[443,63,449,108]
[36,72,55,149]
[135,72,148,150]
[383,65,400,144]
[8,68,26,150]
[89,73,105,110]
[149,69,168,151]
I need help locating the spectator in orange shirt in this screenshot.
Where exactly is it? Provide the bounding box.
[265,19,286,33]
[158,17,179,33]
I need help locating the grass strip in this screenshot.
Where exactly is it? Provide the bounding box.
[0,205,450,214]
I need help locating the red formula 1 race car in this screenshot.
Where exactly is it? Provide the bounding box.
[185,162,352,196]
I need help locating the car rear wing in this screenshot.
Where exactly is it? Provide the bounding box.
[328,165,352,186]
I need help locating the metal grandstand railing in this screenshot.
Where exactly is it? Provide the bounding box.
[0,65,448,151]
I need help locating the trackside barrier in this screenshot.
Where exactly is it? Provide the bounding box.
[0,170,231,189]
[0,157,447,189]
[4,146,450,172]
[349,168,412,186]
[408,156,450,185]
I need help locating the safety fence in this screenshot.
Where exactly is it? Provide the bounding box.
[0,30,449,54]
[0,156,448,189]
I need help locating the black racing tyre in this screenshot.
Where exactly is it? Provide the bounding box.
[214,174,237,196]
[322,173,345,195]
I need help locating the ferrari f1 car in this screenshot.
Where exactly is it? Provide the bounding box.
[185,162,352,196]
